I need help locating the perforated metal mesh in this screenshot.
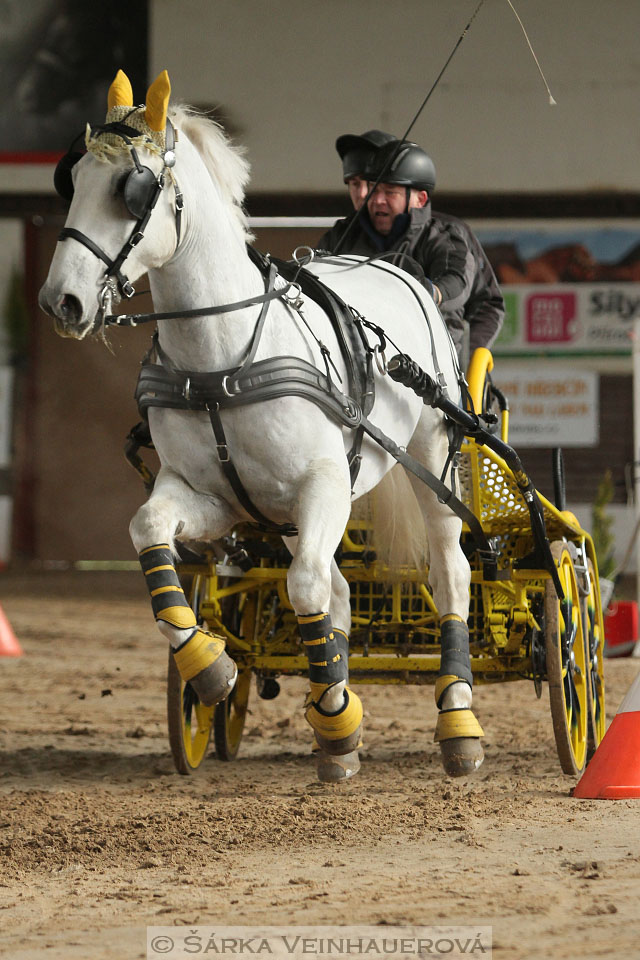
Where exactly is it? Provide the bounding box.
[460,448,529,534]
[348,577,439,651]
[459,444,578,542]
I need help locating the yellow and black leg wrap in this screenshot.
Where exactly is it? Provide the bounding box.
[438,615,473,689]
[139,544,197,630]
[435,616,482,741]
[140,544,236,706]
[299,614,362,756]
[298,613,348,686]
[435,616,483,775]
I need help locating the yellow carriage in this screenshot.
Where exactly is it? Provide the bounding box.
[164,349,606,779]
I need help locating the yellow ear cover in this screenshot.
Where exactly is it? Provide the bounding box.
[107,69,134,110]
[145,69,171,132]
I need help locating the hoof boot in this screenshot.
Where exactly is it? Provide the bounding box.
[316,749,360,782]
[439,737,484,778]
[305,686,363,754]
[189,652,237,706]
[314,724,362,756]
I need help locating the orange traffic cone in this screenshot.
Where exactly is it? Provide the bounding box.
[574,669,640,798]
[0,603,22,657]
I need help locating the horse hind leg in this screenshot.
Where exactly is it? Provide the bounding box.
[285,459,363,782]
[316,559,360,782]
[407,410,484,777]
[129,468,238,706]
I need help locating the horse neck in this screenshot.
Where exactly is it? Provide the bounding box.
[147,154,263,372]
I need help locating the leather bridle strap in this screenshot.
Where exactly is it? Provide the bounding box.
[104,281,292,326]
[57,119,180,300]
[58,175,164,299]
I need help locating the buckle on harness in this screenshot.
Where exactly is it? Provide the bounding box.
[216,443,230,463]
[373,344,387,375]
[221,375,236,397]
[282,282,304,311]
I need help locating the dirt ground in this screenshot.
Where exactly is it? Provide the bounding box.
[0,570,639,960]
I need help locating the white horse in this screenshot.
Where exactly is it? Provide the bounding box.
[39,70,483,781]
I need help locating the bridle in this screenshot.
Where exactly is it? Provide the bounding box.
[55,115,183,304]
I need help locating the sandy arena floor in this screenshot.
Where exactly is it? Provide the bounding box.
[0,570,639,960]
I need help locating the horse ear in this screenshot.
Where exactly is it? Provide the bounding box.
[145,70,171,132]
[107,70,134,110]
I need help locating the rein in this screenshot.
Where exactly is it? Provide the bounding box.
[103,281,294,326]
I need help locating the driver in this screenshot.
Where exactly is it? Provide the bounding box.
[336,128,397,211]
[318,135,504,363]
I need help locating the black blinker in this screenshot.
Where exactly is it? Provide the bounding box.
[122,165,158,220]
[53,151,84,202]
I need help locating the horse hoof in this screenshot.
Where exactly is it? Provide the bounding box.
[189,652,237,706]
[316,750,360,782]
[439,737,484,778]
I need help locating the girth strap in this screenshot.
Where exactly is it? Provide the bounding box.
[206,402,297,536]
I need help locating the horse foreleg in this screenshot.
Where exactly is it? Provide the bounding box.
[285,459,362,781]
[407,413,484,777]
[129,467,238,706]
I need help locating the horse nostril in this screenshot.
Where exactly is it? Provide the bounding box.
[60,294,82,321]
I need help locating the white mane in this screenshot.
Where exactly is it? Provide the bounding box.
[170,104,252,240]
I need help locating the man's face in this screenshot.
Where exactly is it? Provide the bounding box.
[346,175,369,211]
[367,184,427,235]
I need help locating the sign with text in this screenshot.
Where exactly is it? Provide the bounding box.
[494,364,599,447]
[473,222,640,356]
[492,285,638,355]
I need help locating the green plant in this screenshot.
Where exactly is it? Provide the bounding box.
[591,470,615,580]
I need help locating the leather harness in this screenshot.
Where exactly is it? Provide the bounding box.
[133,247,494,554]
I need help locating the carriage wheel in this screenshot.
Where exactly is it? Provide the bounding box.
[214,668,252,760]
[167,650,215,774]
[582,557,606,758]
[166,573,215,775]
[213,592,257,760]
[544,541,589,775]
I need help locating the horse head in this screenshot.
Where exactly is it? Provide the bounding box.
[39,69,183,339]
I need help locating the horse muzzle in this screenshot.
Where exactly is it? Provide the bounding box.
[38,286,97,340]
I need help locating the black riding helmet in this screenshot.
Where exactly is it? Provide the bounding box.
[335,129,397,182]
[369,141,436,194]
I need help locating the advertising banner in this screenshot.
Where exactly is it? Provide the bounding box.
[494,363,599,448]
[474,222,640,356]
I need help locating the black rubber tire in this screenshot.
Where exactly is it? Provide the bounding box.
[544,542,588,776]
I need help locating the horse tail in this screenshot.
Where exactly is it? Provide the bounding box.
[352,465,427,578]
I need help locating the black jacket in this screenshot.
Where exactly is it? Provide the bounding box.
[318,203,504,358]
